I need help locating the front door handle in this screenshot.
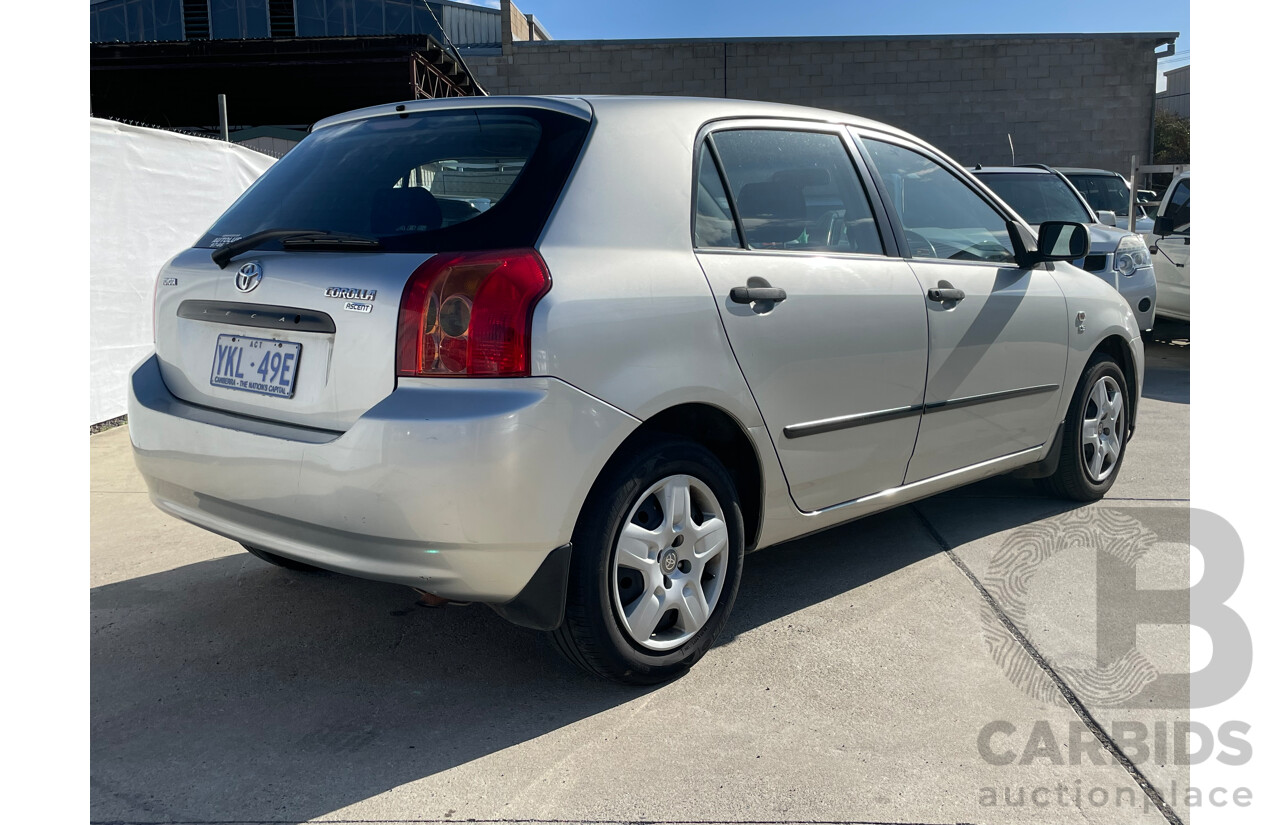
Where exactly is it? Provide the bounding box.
[927,282,966,303]
[730,286,788,304]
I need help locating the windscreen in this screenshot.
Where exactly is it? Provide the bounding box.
[198,107,590,252]
[977,173,1093,226]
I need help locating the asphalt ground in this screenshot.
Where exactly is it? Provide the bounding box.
[91,319,1192,825]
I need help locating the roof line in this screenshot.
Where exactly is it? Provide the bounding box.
[513,31,1179,47]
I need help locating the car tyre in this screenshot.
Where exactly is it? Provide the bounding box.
[551,437,745,685]
[1041,354,1130,502]
[241,543,323,572]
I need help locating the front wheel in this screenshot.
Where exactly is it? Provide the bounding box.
[551,437,745,684]
[1041,355,1130,501]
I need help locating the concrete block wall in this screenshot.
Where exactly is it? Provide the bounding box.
[470,34,1170,173]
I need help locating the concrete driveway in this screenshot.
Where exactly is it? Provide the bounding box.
[91,322,1191,825]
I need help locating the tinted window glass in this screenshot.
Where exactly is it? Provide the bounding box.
[974,172,1093,225]
[198,108,590,253]
[712,130,883,255]
[210,0,270,39]
[1065,173,1137,218]
[864,140,1014,263]
[693,144,740,249]
[91,0,182,42]
[295,0,444,37]
[1164,180,1190,231]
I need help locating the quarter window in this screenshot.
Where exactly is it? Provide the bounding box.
[693,144,741,249]
[864,139,1016,264]
[710,130,883,255]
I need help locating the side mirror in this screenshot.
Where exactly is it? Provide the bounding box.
[1152,215,1176,237]
[1096,210,1117,227]
[1037,221,1090,260]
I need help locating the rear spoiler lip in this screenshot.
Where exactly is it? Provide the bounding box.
[311,96,594,133]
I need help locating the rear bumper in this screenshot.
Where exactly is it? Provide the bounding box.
[128,354,638,604]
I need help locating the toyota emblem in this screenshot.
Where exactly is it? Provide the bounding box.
[235,262,263,293]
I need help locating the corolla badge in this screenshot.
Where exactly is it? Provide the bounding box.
[235,262,263,293]
[325,286,377,301]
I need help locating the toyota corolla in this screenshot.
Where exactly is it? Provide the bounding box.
[130,96,1143,683]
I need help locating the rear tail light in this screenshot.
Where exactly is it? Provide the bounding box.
[397,249,551,377]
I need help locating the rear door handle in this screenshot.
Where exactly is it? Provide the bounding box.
[730,286,788,304]
[927,285,965,303]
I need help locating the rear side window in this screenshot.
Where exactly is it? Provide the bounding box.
[198,107,590,252]
[710,129,883,255]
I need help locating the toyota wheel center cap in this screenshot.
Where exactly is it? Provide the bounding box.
[660,549,679,574]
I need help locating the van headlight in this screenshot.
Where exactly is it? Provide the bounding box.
[1114,234,1151,277]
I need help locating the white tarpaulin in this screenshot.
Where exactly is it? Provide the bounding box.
[90,118,276,425]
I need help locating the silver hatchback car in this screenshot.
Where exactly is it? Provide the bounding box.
[130,96,1143,683]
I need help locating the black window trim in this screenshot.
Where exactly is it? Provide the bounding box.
[689,117,897,260]
[692,138,745,251]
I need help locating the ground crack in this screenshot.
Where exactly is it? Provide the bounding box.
[910,504,1184,825]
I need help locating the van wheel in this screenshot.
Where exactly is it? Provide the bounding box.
[241,543,322,572]
[1041,355,1129,501]
[551,437,744,684]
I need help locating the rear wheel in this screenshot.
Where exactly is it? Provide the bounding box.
[551,437,744,684]
[241,543,322,572]
[1041,355,1129,501]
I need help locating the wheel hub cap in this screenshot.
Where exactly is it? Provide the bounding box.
[1081,374,1125,483]
[611,474,730,652]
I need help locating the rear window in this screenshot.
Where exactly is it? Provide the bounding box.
[197,107,590,252]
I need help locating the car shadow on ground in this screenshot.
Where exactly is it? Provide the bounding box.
[93,333,1183,823]
[92,483,1087,824]
[1141,319,1189,405]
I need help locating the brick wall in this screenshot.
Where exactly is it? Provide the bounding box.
[470,34,1171,172]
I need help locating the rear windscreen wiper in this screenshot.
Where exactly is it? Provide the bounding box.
[211,229,381,268]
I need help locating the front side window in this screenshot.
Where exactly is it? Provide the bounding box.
[975,172,1093,226]
[864,139,1015,263]
[198,107,589,253]
[710,129,883,255]
[1164,180,1190,232]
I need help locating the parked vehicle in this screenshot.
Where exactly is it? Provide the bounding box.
[1145,171,1190,321]
[1059,167,1154,233]
[971,165,1156,332]
[129,96,1143,683]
